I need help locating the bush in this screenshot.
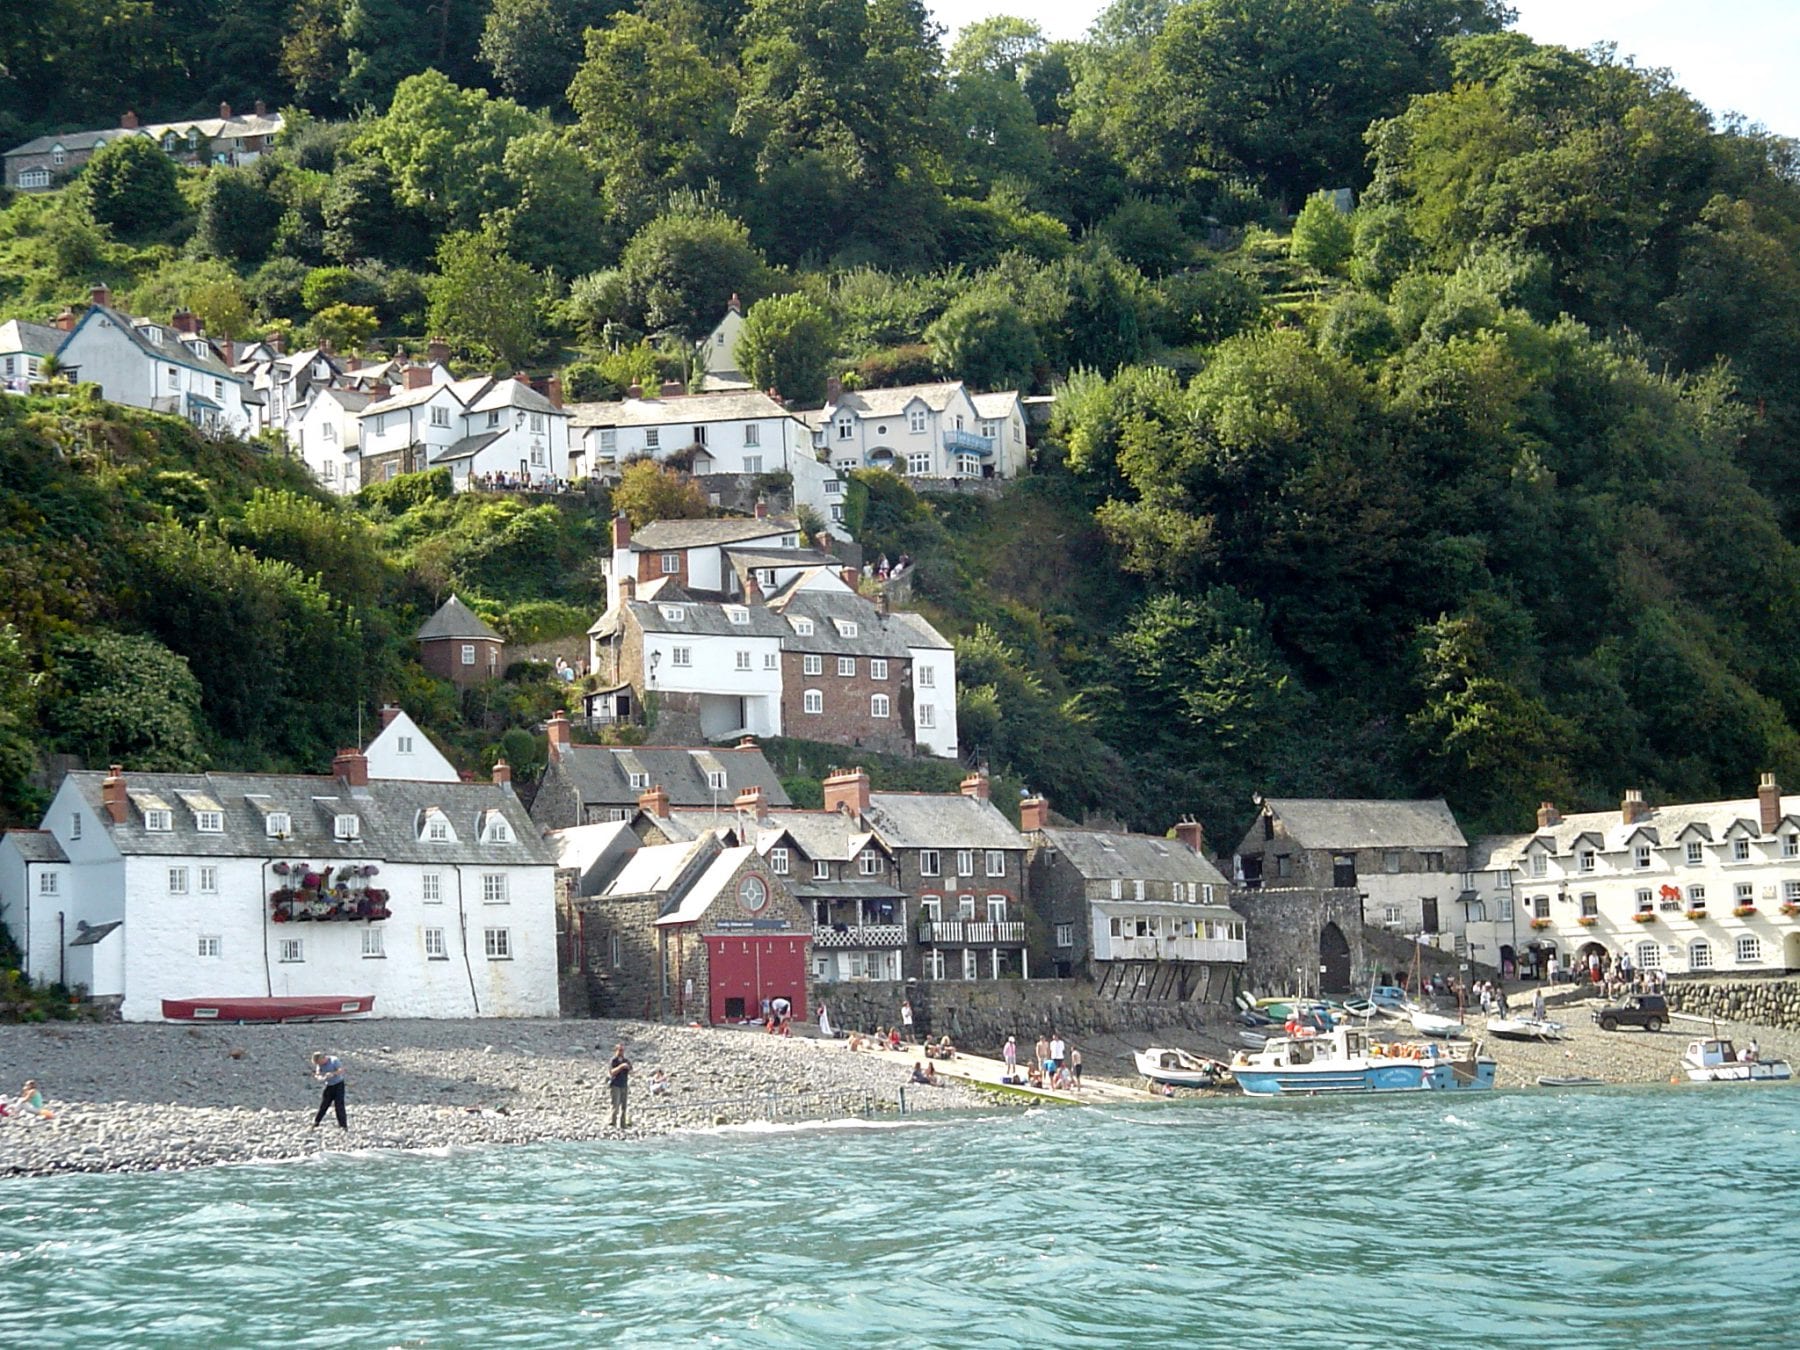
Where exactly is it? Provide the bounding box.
[248,256,312,322]
[855,344,937,388]
[497,600,592,644]
[357,467,454,515]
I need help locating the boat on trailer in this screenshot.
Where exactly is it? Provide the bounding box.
[1134,1047,1229,1088]
[1232,1026,1496,1095]
[161,995,375,1023]
[1682,1038,1792,1083]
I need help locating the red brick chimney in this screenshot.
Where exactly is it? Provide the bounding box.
[426,336,451,365]
[754,496,768,520]
[403,364,432,390]
[254,100,266,117]
[219,101,232,118]
[491,758,512,787]
[823,767,871,818]
[121,111,138,130]
[735,786,764,819]
[742,571,761,604]
[736,736,758,750]
[1759,772,1782,835]
[545,375,563,409]
[89,284,112,309]
[53,309,77,332]
[1019,796,1049,831]
[513,371,531,385]
[268,330,284,354]
[1536,802,1560,830]
[611,512,631,550]
[639,784,670,818]
[960,771,990,802]
[546,709,572,763]
[332,747,370,788]
[171,309,199,335]
[617,576,636,605]
[1621,789,1650,826]
[1174,818,1206,854]
[627,383,643,400]
[826,375,842,403]
[728,293,741,315]
[840,566,860,590]
[216,337,235,366]
[101,764,128,825]
[659,380,684,398]
[379,704,402,728]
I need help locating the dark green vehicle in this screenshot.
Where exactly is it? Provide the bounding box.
[1593,993,1668,1032]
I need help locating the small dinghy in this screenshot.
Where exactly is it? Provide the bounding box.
[1135,1047,1228,1088]
[1407,1006,1465,1039]
[1487,1016,1566,1042]
[1536,1075,1605,1088]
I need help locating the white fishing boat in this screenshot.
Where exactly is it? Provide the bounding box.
[1232,1026,1496,1095]
[1487,1015,1565,1041]
[1682,1038,1792,1083]
[1135,1047,1227,1088]
[1406,1005,1465,1038]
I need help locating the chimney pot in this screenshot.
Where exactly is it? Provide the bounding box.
[546,709,572,762]
[627,383,643,400]
[403,364,432,390]
[734,785,764,819]
[492,758,512,787]
[514,371,531,385]
[959,771,990,802]
[332,747,369,788]
[1621,788,1650,826]
[54,309,77,332]
[728,293,741,315]
[823,767,871,818]
[101,764,128,824]
[89,284,111,310]
[1019,796,1049,832]
[379,704,402,729]
[639,784,670,818]
[1173,818,1206,855]
[736,736,757,750]
[1759,771,1782,835]
[1536,801,1560,830]
[426,336,451,365]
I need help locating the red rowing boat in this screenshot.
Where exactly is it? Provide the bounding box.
[161,995,376,1022]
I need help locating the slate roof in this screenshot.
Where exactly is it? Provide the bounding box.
[754,811,879,864]
[1038,826,1229,887]
[601,837,715,898]
[68,920,122,947]
[5,128,116,158]
[5,112,284,162]
[766,588,914,658]
[630,519,800,551]
[886,610,953,651]
[0,320,64,358]
[1474,794,1800,865]
[361,381,462,417]
[554,744,792,811]
[821,381,965,419]
[625,596,791,640]
[1467,832,1532,872]
[433,430,504,464]
[656,845,758,924]
[61,305,242,383]
[971,391,1023,421]
[1266,799,1467,851]
[469,378,568,418]
[567,390,791,428]
[861,794,1026,852]
[791,879,905,901]
[59,770,552,865]
[3,830,68,862]
[416,594,501,642]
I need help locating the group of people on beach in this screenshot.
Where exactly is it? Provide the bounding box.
[1001,1033,1082,1091]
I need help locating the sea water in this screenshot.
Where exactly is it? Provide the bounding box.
[3,1087,1798,1348]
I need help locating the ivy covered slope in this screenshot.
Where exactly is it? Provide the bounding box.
[0,392,602,827]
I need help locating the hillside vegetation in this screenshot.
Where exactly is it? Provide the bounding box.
[3,2,1800,844]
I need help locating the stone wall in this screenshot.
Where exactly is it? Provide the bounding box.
[813,977,1231,1051]
[1665,975,1800,1032]
[1231,887,1369,995]
[1359,924,1491,985]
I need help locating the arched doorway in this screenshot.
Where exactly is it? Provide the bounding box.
[1499,943,1517,980]
[1319,922,1351,994]
[1787,931,1800,972]
[1525,939,1557,981]
[1576,940,1608,986]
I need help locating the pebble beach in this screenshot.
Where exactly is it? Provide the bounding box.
[0,1019,991,1178]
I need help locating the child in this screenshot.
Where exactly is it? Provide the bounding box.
[18,1080,53,1121]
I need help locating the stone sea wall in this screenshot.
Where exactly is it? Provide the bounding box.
[1665,975,1800,1032]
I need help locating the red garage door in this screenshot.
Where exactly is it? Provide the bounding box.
[705,935,809,1024]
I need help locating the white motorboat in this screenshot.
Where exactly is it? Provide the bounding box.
[1232,1026,1497,1095]
[1487,1015,1565,1041]
[1406,1005,1465,1038]
[1134,1047,1227,1088]
[1682,1038,1792,1083]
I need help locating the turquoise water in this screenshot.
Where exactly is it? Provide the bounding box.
[4,1088,1799,1348]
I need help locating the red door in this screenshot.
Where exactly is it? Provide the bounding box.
[705,935,809,1024]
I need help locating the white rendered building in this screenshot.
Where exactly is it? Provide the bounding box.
[801,379,1027,481]
[55,292,251,436]
[362,706,460,783]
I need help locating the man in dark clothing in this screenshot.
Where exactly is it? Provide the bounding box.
[608,1043,632,1128]
[311,1051,348,1130]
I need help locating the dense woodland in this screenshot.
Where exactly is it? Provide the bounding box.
[3,0,1800,846]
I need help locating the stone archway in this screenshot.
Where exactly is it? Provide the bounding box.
[1319,922,1352,994]
[1786,931,1800,972]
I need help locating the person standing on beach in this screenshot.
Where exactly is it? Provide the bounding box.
[901,999,914,1043]
[608,1042,632,1128]
[1070,1045,1083,1090]
[1003,1036,1017,1079]
[310,1053,347,1130]
[1034,1034,1050,1079]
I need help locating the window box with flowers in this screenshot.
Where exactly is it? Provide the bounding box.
[1733,904,1757,917]
[1576,915,1599,927]
[268,861,390,922]
[1781,902,1800,917]
[1686,908,1708,921]
[1632,911,1657,924]
[1529,918,1554,931]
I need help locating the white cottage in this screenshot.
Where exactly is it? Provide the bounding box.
[292,386,372,493]
[55,290,251,435]
[801,379,1026,482]
[0,753,559,1021]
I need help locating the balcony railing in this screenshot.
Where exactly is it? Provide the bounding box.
[812,923,907,949]
[917,920,1025,945]
[941,428,993,456]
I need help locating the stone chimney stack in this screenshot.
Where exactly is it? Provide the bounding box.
[627,383,642,400]
[102,764,128,825]
[53,309,77,332]
[735,786,764,820]
[1174,818,1206,854]
[742,570,761,604]
[611,512,631,550]
[1621,789,1650,826]
[379,703,402,728]
[823,767,871,819]
[659,380,684,398]
[121,111,139,130]
[545,375,563,409]
[960,771,991,802]
[1759,772,1782,835]
[546,709,572,763]
[639,784,670,818]
[840,566,860,591]
[426,336,451,366]
[332,747,370,788]
[728,293,741,315]
[1019,796,1049,832]
[491,758,512,787]
[403,365,432,390]
[825,375,842,403]
[617,575,636,606]
[171,309,199,335]
[89,284,112,309]
[219,101,232,118]
[1536,802,1560,830]
[254,100,266,117]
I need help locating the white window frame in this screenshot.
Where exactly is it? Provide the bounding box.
[804,654,823,675]
[335,813,360,840]
[461,643,476,666]
[1685,840,1704,866]
[279,938,304,964]
[917,704,935,728]
[707,770,726,791]
[1733,837,1751,862]
[871,694,890,718]
[197,935,221,958]
[736,650,752,671]
[422,872,443,904]
[145,808,173,832]
[770,847,789,875]
[985,850,1005,877]
[1634,845,1651,869]
[1736,934,1761,964]
[484,928,512,960]
[858,850,882,876]
[482,873,509,905]
[168,866,189,894]
[38,872,58,896]
[198,866,218,894]
[744,423,760,447]
[362,927,385,958]
[870,659,888,681]
[1054,922,1073,948]
[957,850,974,877]
[813,859,830,880]
[909,408,926,434]
[1688,938,1713,970]
[803,689,823,714]
[671,646,692,667]
[838,657,856,677]
[661,552,680,574]
[424,927,448,960]
[919,850,941,877]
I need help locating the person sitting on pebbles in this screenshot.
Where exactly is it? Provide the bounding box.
[911,1061,931,1085]
[17,1080,53,1121]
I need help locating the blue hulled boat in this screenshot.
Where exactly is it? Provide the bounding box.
[1232,1026,1497,1096]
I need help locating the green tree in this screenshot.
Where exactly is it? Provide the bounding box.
[428,231,544,368]
[737,293,835,402]
[481,0,630,109]
[44,631,207,770]
[618,202,768,339]
[362,70,540,231]
[1290,192,1354,274]
[341,0,487,108]
[309,303,380,352]
[925,292,1040,390]
[78,136,184,236]
[194,168,284,262]
[611,460,709,526]
[488,130,607,276]
[322,158,430,266]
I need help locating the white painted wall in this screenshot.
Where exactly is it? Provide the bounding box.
[364,711,460,783]
[822,387,1001,479]
[454,404,572,486]
[642,631,785,737]
[293,391,362,494]
[908,645,958,758]
[1359,871,1466,936]
[359,387,465,464]
[58,315,251,435]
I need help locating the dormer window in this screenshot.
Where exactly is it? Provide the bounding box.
[1732,838,1750,862]
[782,535,798,548]
[428,817,449,842]
[660,604,686,621]
[628,772,649,790]
[196,810,223,833]
[144,809,173,832]
[791,617,814,636]
[484,813,512,843]
[334,813,360,840]
[834,620,859,637]
[707,770,726,791]
[1685,840,1704,866]
[266,811,292,838]
[725,606,750,625]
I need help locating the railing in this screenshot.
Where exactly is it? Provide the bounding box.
[942,428,993,455]
[1094,936,1245,963]
[812,923,907,948]
[917,920,1025,944]
[574,711,640,729]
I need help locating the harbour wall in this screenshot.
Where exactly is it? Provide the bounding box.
[1666,975,1800,1032]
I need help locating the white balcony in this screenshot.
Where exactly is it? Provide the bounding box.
[1094,934,1246,963]
[813,923,907,949]
[917,920,1025,945]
